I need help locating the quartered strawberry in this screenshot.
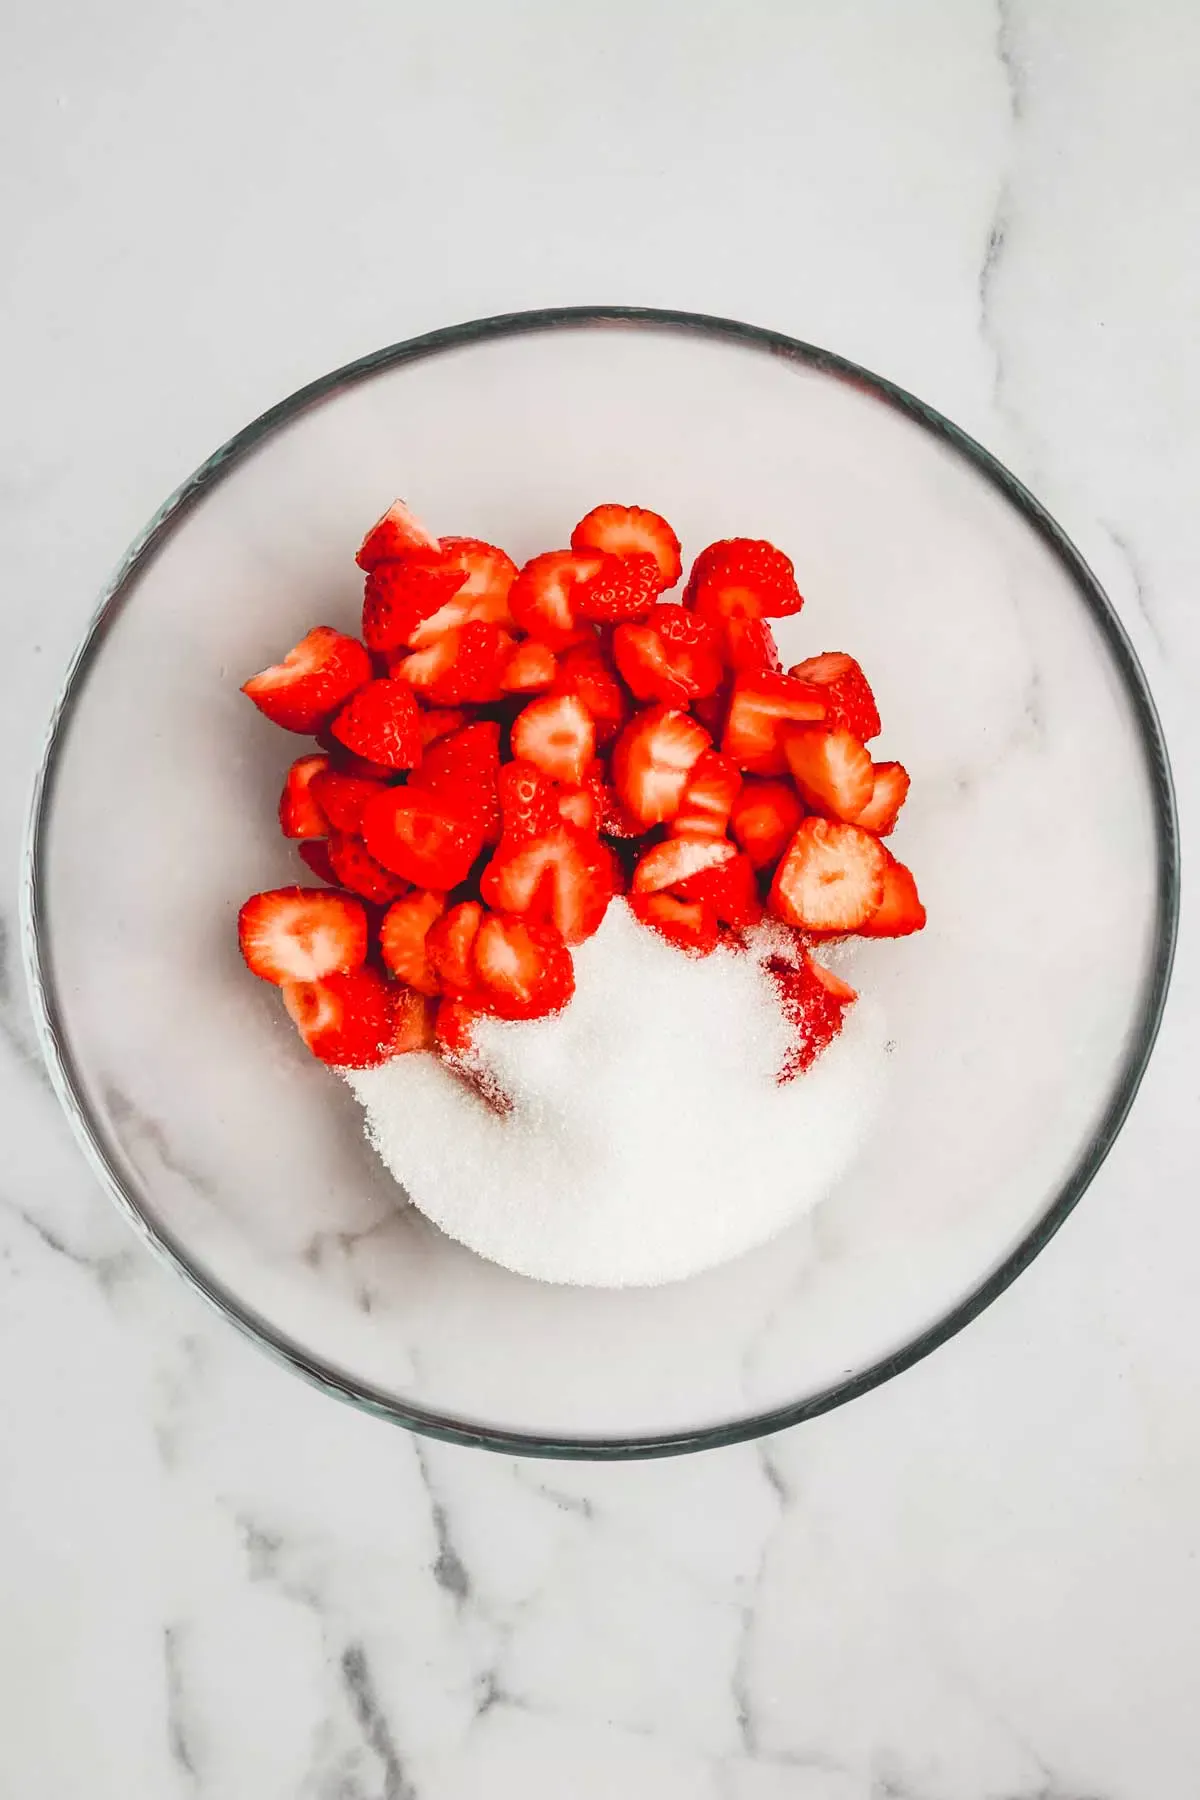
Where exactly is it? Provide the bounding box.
[278,754,330,839]
[730,778,806,870]
[242,627,372,733]
[632,835,737,895]
[551,638,630,745]
[297,839,337,884]
[356,499,440,571]
[417,705,469,748]
[501,638,558,693]
[282,967,397,1068]
[390,620,514,706]
[326,831,411,906]
[238,887,368,985]
[509,550,606,649]
[379,889,447,995]
[309,767,389,834]
[570,504,682,590]
[784,727,875,823]
[362,552,468,652]
[481,824,615,946]
[406,720,502,845]
[612,604,723,705]
[856,853,926,936]
[574,552,662,623]
[670,750,741,840]
[675,851,763,930]
[688,538,803,620]
[611,705,711,827]
[723,615,782,674]
[404,537,518,646]
[360,788,483,890]
[426,900,486,996]
[393,987,437,1054]
[769,818,887,932]
[854,761,910,836]
[473,914,575,1020]
[498,759,561,843]
[330,677,422,770]
[787,652,881,741]
[628,891,719,956]
[767,952,857,1079]
[722,671,826,775]
[510,692,595,787]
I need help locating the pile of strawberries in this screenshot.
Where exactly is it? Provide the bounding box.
[237,500,924,1078]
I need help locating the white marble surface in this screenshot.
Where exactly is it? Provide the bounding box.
[1,2,1197,1795]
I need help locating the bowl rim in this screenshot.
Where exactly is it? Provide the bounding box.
[20,304,1181,1460]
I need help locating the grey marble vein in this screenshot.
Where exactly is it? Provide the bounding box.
[101,1083,217,1197]
[1105,521,1165,657]
[339,1642,416,1800]
[163,1625,199,1786]
[0,1192,133,1291]
[411,1440,471,1606]
[980,0,1027,411]
[0,915,53,1092]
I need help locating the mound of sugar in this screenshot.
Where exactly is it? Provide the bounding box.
[346,901,888,1287]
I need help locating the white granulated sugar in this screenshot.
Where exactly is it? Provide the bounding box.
[346,901,887,1287]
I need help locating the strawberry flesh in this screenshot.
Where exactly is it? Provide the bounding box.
[510,692,596,787]
[627,892,719,956]
[360,788,484,890]
[379,889,447,995]
[243,627,372,734]
[570,504,682,590]
[722,671,826,775]
[326,831,411,906]
[784,726,875,823]
[730,778,806,871]
[856,854,926,936]
[283,967,398,1068]
[612,705,711,827]
[509,550,605,649]
[787,652,881,742]
[769,819,887,932]
[356,499,440,571]
[481,824,614,946]
[612,604,723,705]
[238,887,368,985]
[473,914,575,1020]
[854,761,911,836]
[278,754,330,839]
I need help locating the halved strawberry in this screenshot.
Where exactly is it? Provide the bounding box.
[574,552,662,623]
[481,824,614,946]
[688,538,803,620]
[356,499,440,571]
[330,678,422,770]
[390,620,514,706]
[473,914,575,1020]
[723,616,782,674]
[856,853,926,936]
[297,839,337,884]
[552,639,630,745]
[278,754,330,839]
[238,887,368,985]
[326,831,411,906]
[628,891,719,956]
[556,785,597,831]
[282,967,397,1068]
[611,705,711,826]
[309,767,389,835]
[675,852,762,930]
[362,553,468,652]
[784,727,875,822]
[854,761,910,836]
[730,778,806,870]
[670,749,741,840]
[769,819,887,932]
[767,952,857,1080]
[501,638,558,693]
[403,537,518,647]
[570,504,682,590]
[406,720,502,845]
[427,901,486,996]
[632,835,737,895]
[393,987,437,1054]
[498,759,561,843]
[417,705,469,748]
[612,604,723,705]
[380,889,447,994]
[509,550,606,649]
[242,627,373,733]
[722,671,826,775]
[360,788,483,890]
[510,692,595,787]
[787,652,881,741]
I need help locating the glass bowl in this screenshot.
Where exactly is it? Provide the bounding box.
[22,308,1178,1458]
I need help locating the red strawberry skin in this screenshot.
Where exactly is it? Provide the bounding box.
[787,652,881,741]
[243,627,372,733]
[612,605,723,705]
[297,839,337,884]
[722,671,826,775]
[360,788,484,890]
[856,854,926,936]
[481,824,615,946]
[671,749,741,840]
[309,767,389,835]
[278,755,330,839]
[575,552,662,623]
[552,639,630,746]
[571,504,682,589]
[427,900,486,996]
[675,852,763,930]
[730,778,805,871]
[282,967,398,1068]
[473,914,575,1020]
[406,720,502,846]
[362,553,468,652]
[356,499,440,571]
[688,538,803,620]
[394,620,514,707]
[326,831,411,905]
[331,678,423,770]
[509,550,605,649]
[238,887,368,985]
[498,759,561,843]
[784,726,875,823]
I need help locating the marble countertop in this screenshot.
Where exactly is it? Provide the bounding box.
[2,3,1197,1795]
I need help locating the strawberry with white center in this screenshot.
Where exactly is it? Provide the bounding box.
[627,891,720,956]
[509,550,606,648]
[551,639,630,745]
[570,503,682,590]
[362,553,468,653]
[392,988,437,1055]
[784,726,875,823]
[854,762,911,836]
[481,824,615,946]
[330,677,423,770]
[473,914,575,1020]
[278,755,330,839]
[857,853,926,936]
[670,750,741,840]
[612,604,723,705]
[427,901,486,996]
[675,852,763,931]
[632,835,737,895]
[243,627,372,733]
[238,887,368,985]
[612,705,711,827]
[769,818,887,933]
[356,499,440,571]
[390,620,514,706]
[403,538,518,647]
[510,693,595,787]
[787,652,881,742]
[501,638,558,693]
[379,890,446,994]
[722,671,826,775]
[283,967,398,1068]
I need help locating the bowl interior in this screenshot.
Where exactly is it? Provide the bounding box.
[30,316,1170,1449]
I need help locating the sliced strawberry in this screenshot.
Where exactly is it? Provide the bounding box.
[552,638,631,745]
[278,754,330,839]
[854,761,910,836]
[556,785,596,831]
[498,759,562,843]
[574,552,662,623]
[356,499,440,571]
[473,914,575,1020]
[360,788,483,890]
[769,819,887,932]
[326,831,411,906]
[689,538,803,620]
[393,987,437,1054]
[670,750,741,840]
[282,967,397,1068]
[481,824,614,946]
[238,887,368,985]
[612,604,723,705]
[391,620,514,706]
[767,952,856,1080]
[316,733,397,781]
[417,705,469,748]
[570,504,682,590]
[330,677,422,770]
[632,835,737,895]
[724,616,782,674]
[510,692,595,787]
[362,553,468,652]
[722,671,826,775]
[856,853,926,937]
[787,652,881,741]
[501,638,558,693]
[427,901,486,996]
[242,627,372,733]
[675,852,763,930]
[784,727,875,822]
[612,705,711,826]
[509,550,605,649]
[297,839,337,884]
[406,720,502,845]
[628,891,719,956]
[403,537,518,647]
[730,778,806,871]
[309,767,389,835]
[379,889,446,995]
[434,996,481,1061]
